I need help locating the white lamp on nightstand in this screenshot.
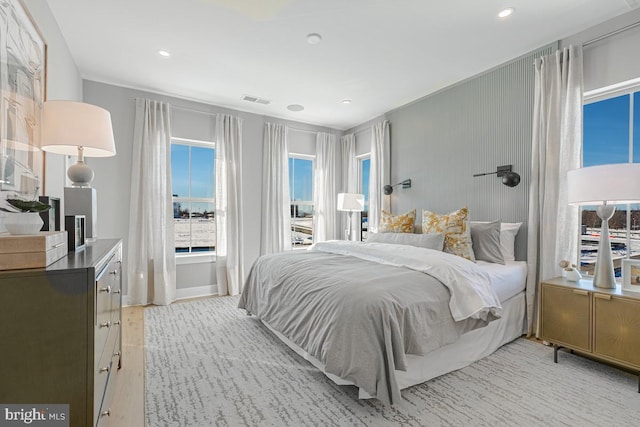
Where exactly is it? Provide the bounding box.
[40,101,116,240]
[567,163,640,289]
[337,193,364,241]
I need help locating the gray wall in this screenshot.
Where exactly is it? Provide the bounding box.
[562,8,640,93]
[347,45,555,261]
[83,80,340,300]
[21,1,82,211]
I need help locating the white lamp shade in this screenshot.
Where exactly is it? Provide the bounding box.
[567,163,640,205]
[337,193,364,212]
[40,100,116,157]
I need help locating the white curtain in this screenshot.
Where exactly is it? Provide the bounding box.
[313,132,338,242]
[340,133,358,239]
[527,46,583,336]
[215,114,244,296]
[127,99,176,306]
[369,121,390,233]
[261,122,291,254]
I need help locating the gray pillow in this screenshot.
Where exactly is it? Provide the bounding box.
[470,220,505,264]
[366,232,444,251]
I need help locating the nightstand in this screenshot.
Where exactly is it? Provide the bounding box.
[540,277,640,392]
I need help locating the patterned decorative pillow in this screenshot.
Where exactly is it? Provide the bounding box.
[379,209,416,233]
[422,207,475,261]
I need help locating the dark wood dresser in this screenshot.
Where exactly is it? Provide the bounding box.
[0,239,123,426]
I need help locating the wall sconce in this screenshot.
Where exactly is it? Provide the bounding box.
[383,179,411,195]
[473,165,520,187]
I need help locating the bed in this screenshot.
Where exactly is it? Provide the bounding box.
[238,239,527,405]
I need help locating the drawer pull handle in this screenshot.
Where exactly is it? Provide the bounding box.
[114,351,121,357]
[572,290,589,296]
[99,321,111,328]
[109,270,118,276]
[594,293,612,300]
[52,242,66,249]
[99,286,111,294]
[99,366,109,373]
[101,409,111,417]
[113,320,121,326]
[113,289,121,294]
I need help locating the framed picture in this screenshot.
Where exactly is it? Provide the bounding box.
[65,215,85,252]
[0,0,46,198]
[38,195,60,231]
[622,259,640,293]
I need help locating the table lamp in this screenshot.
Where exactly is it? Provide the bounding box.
[337,193,364,241]
[40,100,116,239]
[567,163,640,289]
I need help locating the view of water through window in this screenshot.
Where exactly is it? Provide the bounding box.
[582,90,640,276]
[289,157,314,247]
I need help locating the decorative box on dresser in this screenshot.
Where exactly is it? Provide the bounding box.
[540,277,640,390]
[0,239,123,426]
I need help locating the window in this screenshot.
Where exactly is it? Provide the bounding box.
[359,156,370,240]
[289,155,314,247]
[171,137,216,253]
[581,89,640,276]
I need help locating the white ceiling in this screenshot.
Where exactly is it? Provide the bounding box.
[48,0,638,130]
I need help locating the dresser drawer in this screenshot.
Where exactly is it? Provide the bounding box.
[96,332,121,427]
[94,324,120,423]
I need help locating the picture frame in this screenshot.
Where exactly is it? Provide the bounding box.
[65,215,85,252]
[38,196,60,231]
[0,0,47,198]
[622,259,640,293]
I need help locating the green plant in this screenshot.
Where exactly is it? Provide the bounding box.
[0,198,51,213]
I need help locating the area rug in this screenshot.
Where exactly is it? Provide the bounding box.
[145,296,640,426]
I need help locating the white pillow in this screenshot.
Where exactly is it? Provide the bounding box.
[500,222,522,261]
[366,232,445,251]
[470,221,522,261]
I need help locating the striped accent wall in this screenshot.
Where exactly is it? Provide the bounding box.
[386,43,557,260]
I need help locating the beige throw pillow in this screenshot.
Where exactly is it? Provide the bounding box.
[379,209,416,233]
[422,207,475,261]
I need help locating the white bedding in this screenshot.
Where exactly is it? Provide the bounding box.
[476,260,527,302]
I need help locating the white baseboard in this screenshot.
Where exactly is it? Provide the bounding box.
[122,285,218,307]
[176,285,218,301]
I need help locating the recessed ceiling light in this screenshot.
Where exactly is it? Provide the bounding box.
[342,99,352,104]
[287,104,304,112]
[306,33,322,45]
[498,7,514,18]
[157,50,171,57]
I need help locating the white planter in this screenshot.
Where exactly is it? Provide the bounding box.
[3,212,44,235]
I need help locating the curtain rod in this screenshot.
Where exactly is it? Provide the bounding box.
[133,98,217,116]
[583,20,640,47]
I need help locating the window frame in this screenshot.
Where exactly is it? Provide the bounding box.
[580,81,640,276]
[171,136,216,257]
[357,153,371,241]
[289,152,315,248]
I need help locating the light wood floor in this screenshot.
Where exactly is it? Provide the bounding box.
[111,305,145,427]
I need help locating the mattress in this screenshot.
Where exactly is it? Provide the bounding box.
[476,260,527,302]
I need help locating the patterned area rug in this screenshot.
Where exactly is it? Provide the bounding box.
[145,296,640,426]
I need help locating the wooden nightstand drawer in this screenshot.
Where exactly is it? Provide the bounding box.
[541,283,590,351]
[594,295,640,368]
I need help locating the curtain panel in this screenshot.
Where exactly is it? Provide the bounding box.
[261,122,292,254]
[127,98,176,306]
[369,121,390,233]
[527,46,583,336]
[215,114,245,296]
[340,133,358,239]
[314,132,338,242]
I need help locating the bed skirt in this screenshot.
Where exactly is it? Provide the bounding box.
[260,291,526,399]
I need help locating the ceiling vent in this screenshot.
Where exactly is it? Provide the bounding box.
[242,95,271,105]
